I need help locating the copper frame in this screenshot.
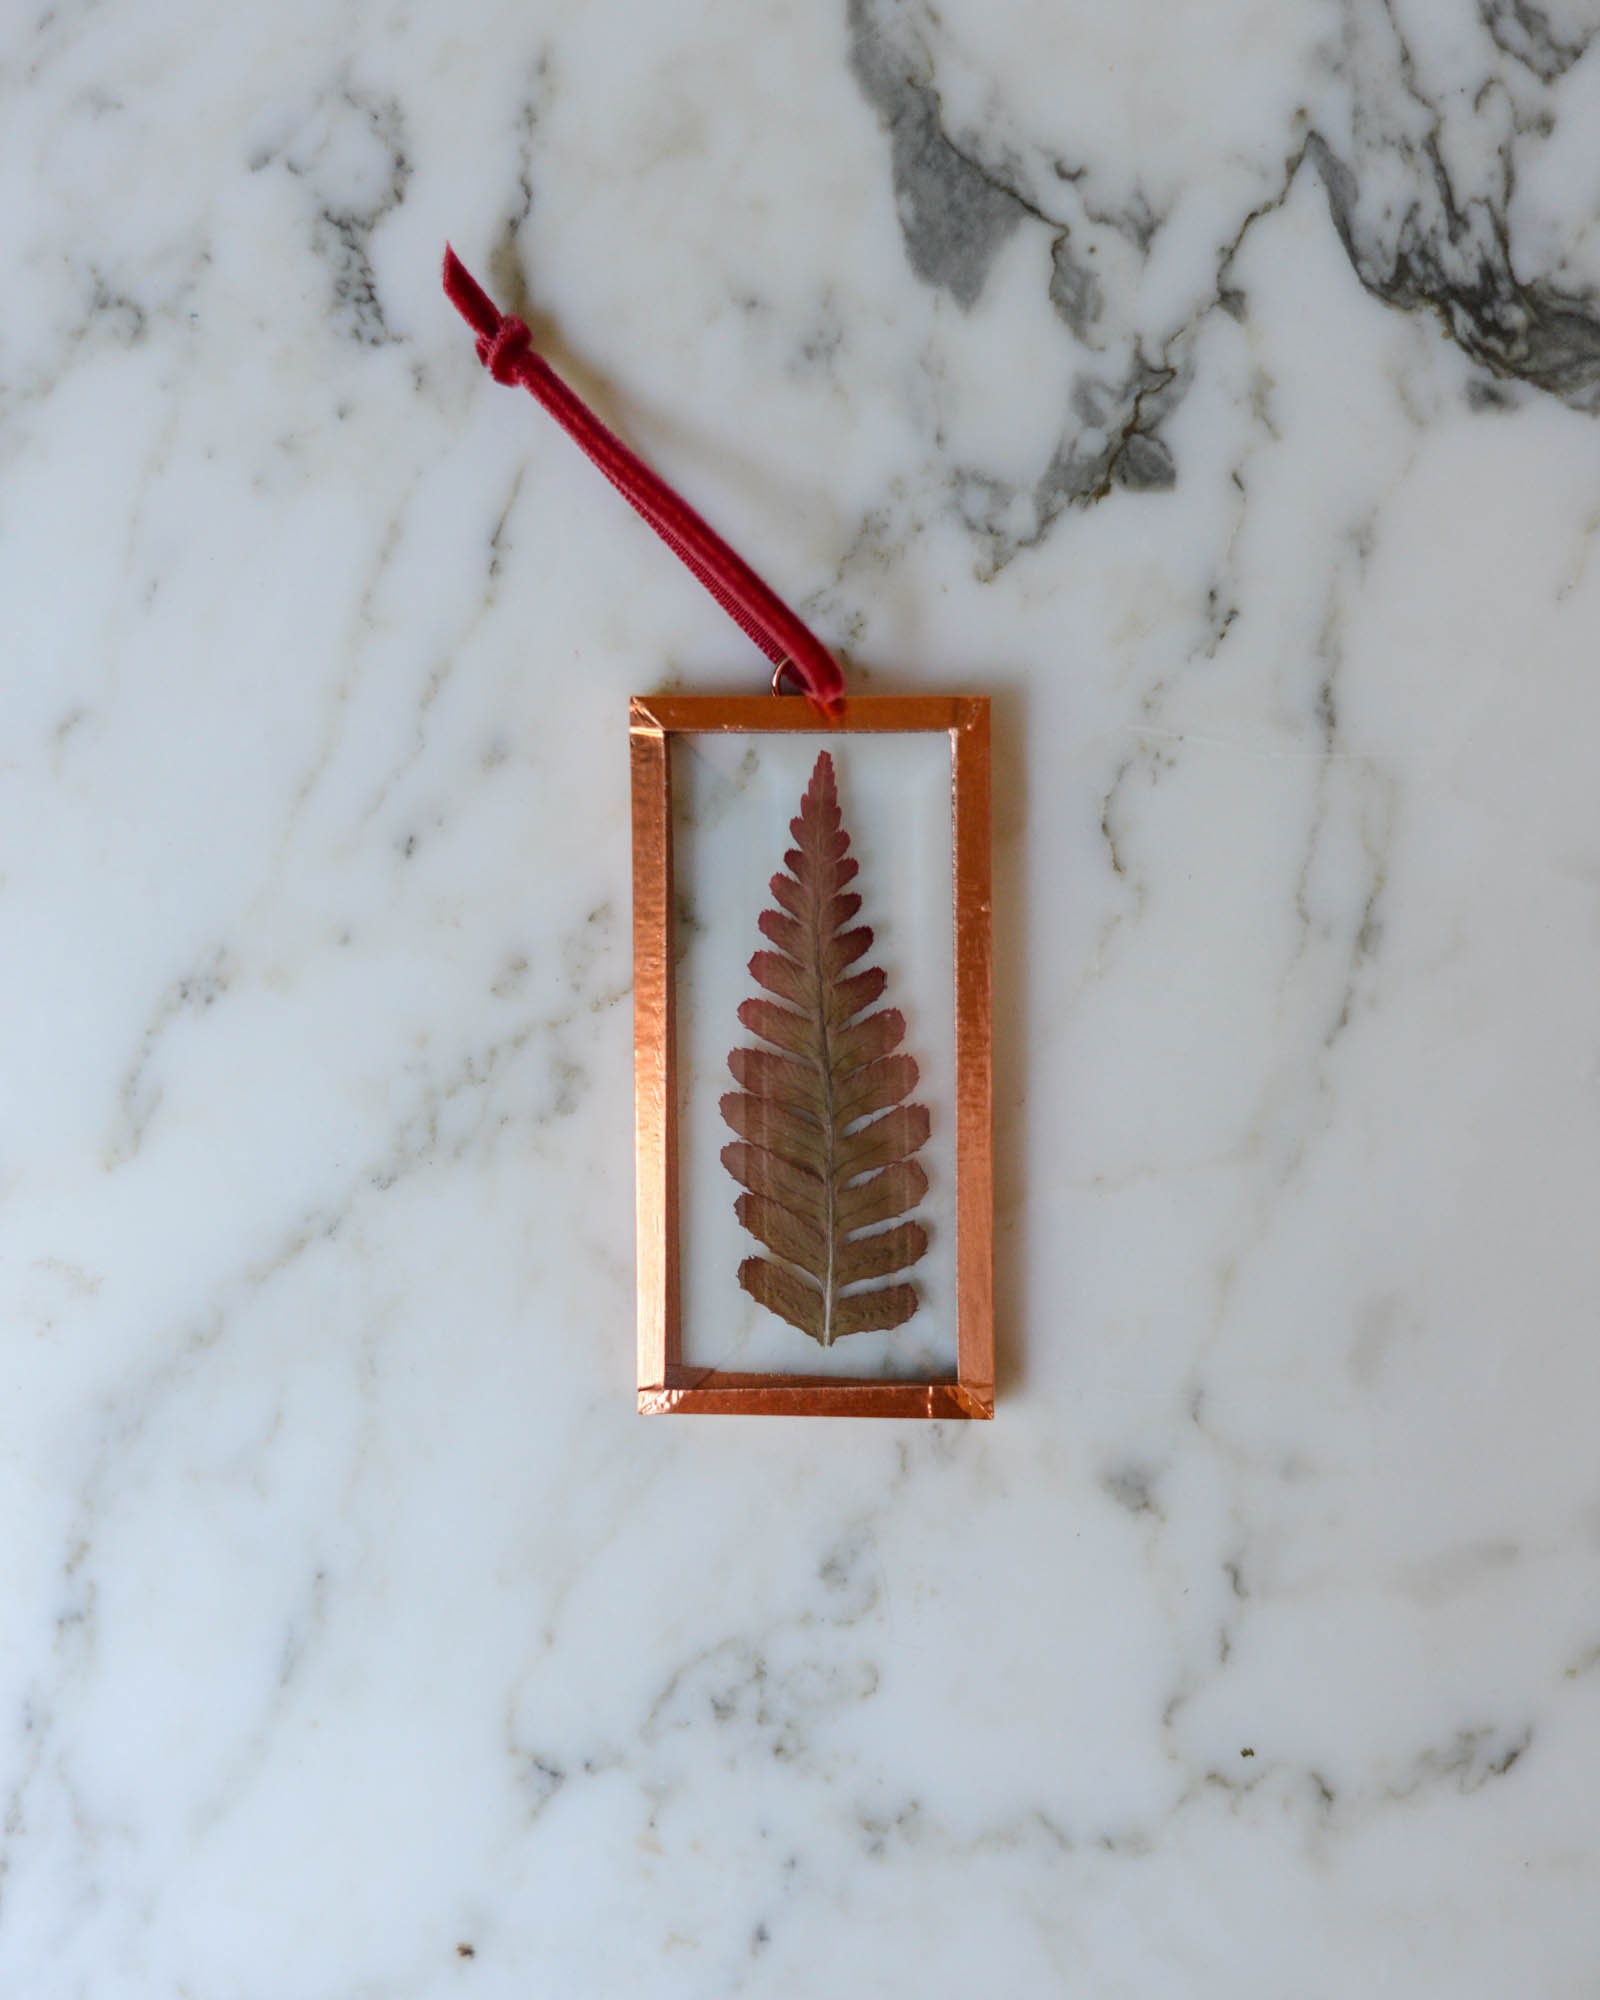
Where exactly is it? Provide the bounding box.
[631,694,993,1418]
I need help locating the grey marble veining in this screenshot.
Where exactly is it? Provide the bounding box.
[3,0,1600,1992]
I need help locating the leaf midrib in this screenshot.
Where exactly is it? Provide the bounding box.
[810,832,839,1346]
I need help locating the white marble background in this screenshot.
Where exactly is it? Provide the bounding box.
[4,0,1600,1991]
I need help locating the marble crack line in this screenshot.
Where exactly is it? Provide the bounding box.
[188,1562,333,1837]
[276,496,417,847]
[1165,1719,1533,1832]
[487,50,554,308]
[103,943,235,1169]
[505,1537,891,1845]
[350,462,530,834]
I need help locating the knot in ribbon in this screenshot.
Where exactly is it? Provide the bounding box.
[476,315,533,385]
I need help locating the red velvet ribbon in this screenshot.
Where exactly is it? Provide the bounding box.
[442,247,843,714]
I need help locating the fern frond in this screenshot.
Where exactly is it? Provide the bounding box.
[720,751,930,1345]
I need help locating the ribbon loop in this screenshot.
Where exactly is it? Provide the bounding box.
[442,244,843,716]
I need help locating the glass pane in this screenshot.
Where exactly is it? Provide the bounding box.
[670,729,958,1379]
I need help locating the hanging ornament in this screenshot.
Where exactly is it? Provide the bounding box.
[444,248,993,1418]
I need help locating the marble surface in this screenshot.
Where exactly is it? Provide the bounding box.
[5,0,1600,1990]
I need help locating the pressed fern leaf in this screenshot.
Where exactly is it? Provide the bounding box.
[720,750,929,1345]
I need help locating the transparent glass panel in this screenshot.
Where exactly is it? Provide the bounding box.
[671,730,957,1379]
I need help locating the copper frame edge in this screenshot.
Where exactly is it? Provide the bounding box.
[631,692,994,1419]
[631,710,672,1396]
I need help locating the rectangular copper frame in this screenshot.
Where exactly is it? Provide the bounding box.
[631,693,993,1418]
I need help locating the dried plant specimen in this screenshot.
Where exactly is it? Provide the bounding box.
[720,750,930,1343]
